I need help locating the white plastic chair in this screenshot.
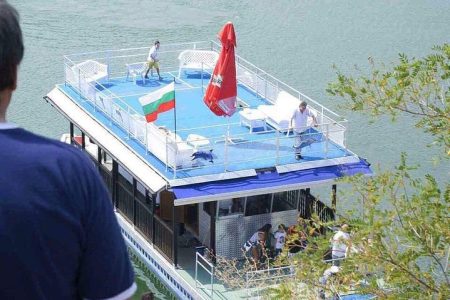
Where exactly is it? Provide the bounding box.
[71,60,109,84]
[177,50,219,78]
[126,62,147,84]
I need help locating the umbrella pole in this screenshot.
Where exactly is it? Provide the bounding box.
[225,116,230,171]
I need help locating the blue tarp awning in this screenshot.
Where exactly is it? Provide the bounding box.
[172,159,372,205]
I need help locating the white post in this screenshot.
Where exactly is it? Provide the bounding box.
[321,106,324,127]
[255,69,259,98]
[174,147,177,179]
[195,253,198,287]
[276,130,280,165]
[165,135,169,172]
[325,124,329,159]
[78,68,81,99]
[224,129,229,172]
[201,62,204,95]
[127,107,131,139]
[145,123,148,155]
[210,264,214,298]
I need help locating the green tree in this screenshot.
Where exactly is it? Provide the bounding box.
[272,44,449,299]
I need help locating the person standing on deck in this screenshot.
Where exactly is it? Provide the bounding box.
[144,40,162,81]
[330,223,351,266]
[0,1,136,299]
[274,224,287,257]
[289,101,318,160]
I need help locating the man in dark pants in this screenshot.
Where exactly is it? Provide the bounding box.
[0,1,136,299]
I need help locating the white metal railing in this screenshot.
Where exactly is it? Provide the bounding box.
[63,41,351,177]
[245,265,296,298]
[195,248,215,299]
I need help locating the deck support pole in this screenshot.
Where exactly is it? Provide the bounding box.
[172,203,178,268]
[151,192,156,243]
[69,122,74,144]
[133,178,137,226]
[332,184,337,219]
[112,160,118,208]
[81,132,85,149]
[97,146,102,170]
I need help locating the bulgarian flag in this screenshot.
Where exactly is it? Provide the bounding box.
[139,82,175,122]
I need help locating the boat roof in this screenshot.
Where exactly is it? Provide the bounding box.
[46,41,371,197]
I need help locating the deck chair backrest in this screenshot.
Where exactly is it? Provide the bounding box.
[178,50,219,68]
[75,60,107,77]
[276,91,300,112]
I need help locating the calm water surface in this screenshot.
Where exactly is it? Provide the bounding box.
[9,0,450,297]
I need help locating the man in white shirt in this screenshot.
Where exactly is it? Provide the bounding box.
[144,40,162,81]
[331,224,351,266]
[290,101,318,160]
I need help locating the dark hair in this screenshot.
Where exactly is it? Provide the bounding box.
[0,0,24,91]
[258,223,272,233]
[155,40,160,45]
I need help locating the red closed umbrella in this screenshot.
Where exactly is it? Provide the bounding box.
[203,22,237,117]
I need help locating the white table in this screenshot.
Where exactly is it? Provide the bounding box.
[186,134,211,150]
[239,108,267,133]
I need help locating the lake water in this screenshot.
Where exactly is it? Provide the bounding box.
[8,0,450,298]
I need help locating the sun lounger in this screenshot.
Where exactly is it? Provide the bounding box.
[257,91,300,131]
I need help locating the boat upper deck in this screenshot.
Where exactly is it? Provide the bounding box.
[56,41,358,187]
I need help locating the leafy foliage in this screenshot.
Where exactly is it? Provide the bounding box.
[272,44,450,299]
[327,44,450,155]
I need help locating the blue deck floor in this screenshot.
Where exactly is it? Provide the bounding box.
[59,72,352,181]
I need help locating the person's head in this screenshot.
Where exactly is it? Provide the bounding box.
[154,40,160,49]
[278,224,286,232]
[341,223,349,232]
[0,0,24,119]
[299,101,307,112]
[259,223,272,233]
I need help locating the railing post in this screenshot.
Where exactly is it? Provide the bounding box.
[321,106,324,126]
[245,272,249,298]
[165,135,169,171]
[255,69,259,98]
[145,123,148,155]
[195,252,198,287]
[276,130,280,165]
[201,62,204,95]
[224,132,229,172]
[174,148,178,179]
[78,68,81,99]
[127,107,131,139]
[210,263,214,299]
[325,124,329,159]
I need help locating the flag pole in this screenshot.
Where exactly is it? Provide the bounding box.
[173,77,177,138]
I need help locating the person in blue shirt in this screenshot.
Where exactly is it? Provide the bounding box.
[0,1,136,299]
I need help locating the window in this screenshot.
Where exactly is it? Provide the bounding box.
[217,198,245,216]
[272,190,299,212]
[245,194,272,216]
[203,201,216,216]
